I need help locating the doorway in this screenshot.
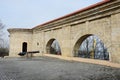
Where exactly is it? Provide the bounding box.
[22,42,27,52]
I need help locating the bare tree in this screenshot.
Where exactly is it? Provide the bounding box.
[79,35,109,60]
[0,20,9,57]
[0,20,5,48]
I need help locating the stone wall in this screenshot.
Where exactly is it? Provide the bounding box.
[111,13,120,63]
[8,29,33,57]
[8,0,120,63]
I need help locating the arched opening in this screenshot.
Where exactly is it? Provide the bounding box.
[22,42,27,52]
[73,34,109,60]
[46,39,61,55]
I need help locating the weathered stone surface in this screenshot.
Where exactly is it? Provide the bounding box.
[8,0,120,63]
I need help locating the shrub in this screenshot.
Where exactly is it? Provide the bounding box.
[0,48,9,57]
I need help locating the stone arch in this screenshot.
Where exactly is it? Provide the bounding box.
[22,42,27,52]
[46,38,61,55]
[73,34,92,56]
[73,34,109,60]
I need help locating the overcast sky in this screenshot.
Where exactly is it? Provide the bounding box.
[0,0,101,29]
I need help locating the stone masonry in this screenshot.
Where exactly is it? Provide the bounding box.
[8,0,120,63]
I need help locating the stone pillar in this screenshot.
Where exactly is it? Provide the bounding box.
[111,13,120,63]
[61,25,72,57]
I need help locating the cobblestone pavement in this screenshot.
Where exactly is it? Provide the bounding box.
[0,57,120,80]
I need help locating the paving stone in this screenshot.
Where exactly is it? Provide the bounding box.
[0,57,120,80]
